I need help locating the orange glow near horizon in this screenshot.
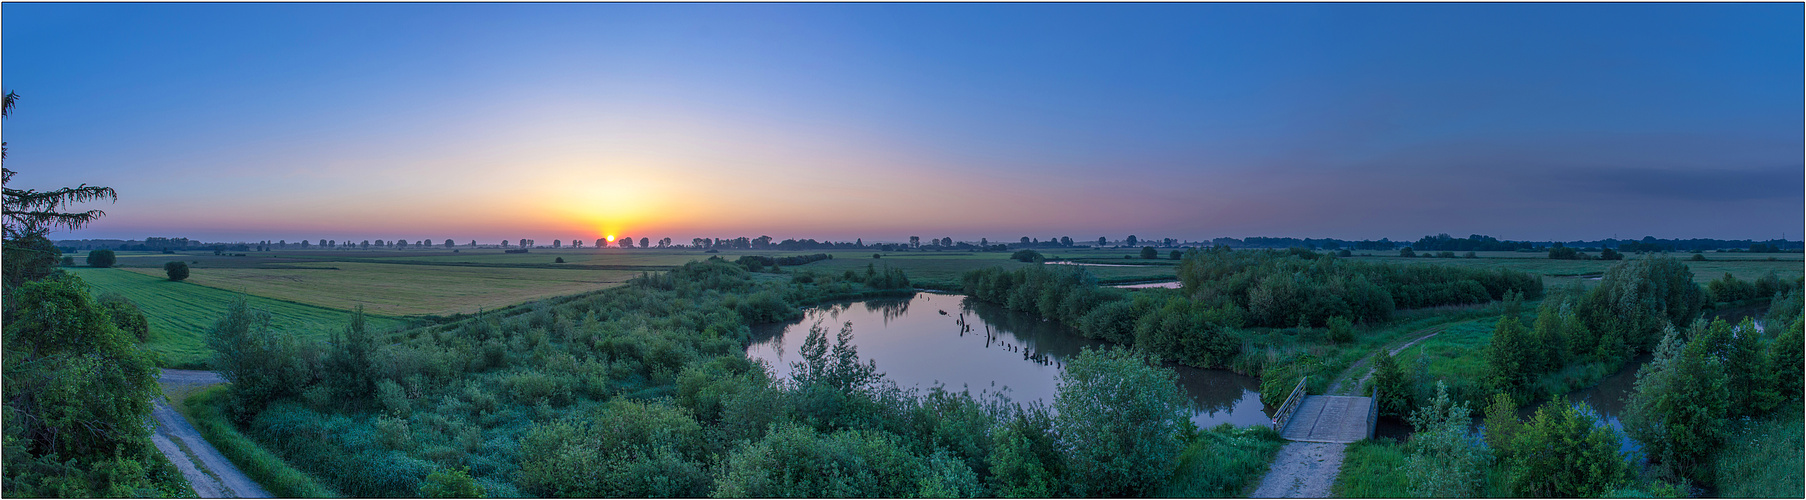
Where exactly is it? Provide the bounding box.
[605,235,616,242]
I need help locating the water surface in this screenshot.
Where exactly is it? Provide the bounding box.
[748,292,1270,428]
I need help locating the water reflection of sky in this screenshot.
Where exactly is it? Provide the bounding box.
[747,292,1271,428]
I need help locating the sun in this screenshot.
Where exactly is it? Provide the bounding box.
[605,235,616,242]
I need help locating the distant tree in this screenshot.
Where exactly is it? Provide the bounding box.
[359,240,369,249]
[910,236,920,248]
[554,257,564,263]
[444,239,454,248]
[1097,236,1107,246]
[318,239,327,248]
[1690,253,1706,261]
[659,237,670,248]
[693,238,706,248]
[519,238,528,249]
[1399,247,1416,257]
[1598,248,1622,260]
[1059,236,1072,247]
[396,239,408,249]
[940,237,952,247]
[164,261,189,281]
[552,240,561,249]
[1170,250,1183,260]
[1138,246,1157,259]
[618,237,632,249]
[1126,235,1138,246]
[597,238,609,248]
[1338,249,1353,257]
[81,248,117,268]
[640,237,649,248]
[1020,236,1030,245]
[501,240,509,247]
[572,239,583,248]
[979,238,988,246]
[469,240,477,247]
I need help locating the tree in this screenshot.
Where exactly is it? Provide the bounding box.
[640,237,649,249]
[910,236,920,248]
[396,239,408,249]
[572,239,583,248]
[1501,401,1631,497]
[1486,315,1534,404]
[86,248,115,268]
[1399,247,1416,257]
[164,261,189,281]
[941,237,953,247]
[1404,382,1490,497]
[1623,326,1728,480]
[1125,235,1137,246]
[207,296,313,421]
[519,238,528,249]
[443,239,453,248]
[1139,246,1157,259]
[617,236,631,249]
[1053,347,1188,497]
[1098,236,1107,246]
[552,239,561,248]
[1059,236,1073,247]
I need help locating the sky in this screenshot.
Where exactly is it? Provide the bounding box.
[4,2,1801,244]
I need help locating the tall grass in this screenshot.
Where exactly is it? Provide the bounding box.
[1161,424,1286,497]
[1331,439,1411,498]
[176,386,339,498]
[1713,415,1804,497]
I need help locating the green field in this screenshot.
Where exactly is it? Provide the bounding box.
[67,267,409,368]
[1344,251,1802,289]
[122,261,639,316]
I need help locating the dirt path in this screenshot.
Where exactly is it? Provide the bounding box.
[1250,442,1347,498]
[1325,327,1445,396]
[153,369,270,498]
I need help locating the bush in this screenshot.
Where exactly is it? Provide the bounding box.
[86,248,116,267]
[1054,347,1188,497]
[554,257,564,263]
[1327,316,1354,344]
[420,466,485,498]
[60,256,75,266]
[1141,246,1158,259]
[1399,247,1416,257]
[164,261,190,281]
[96,292,151,342]
[1010,249,1043,263]
[1690,253,1707,261]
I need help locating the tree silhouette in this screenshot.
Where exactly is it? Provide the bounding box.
[1098,236,1107,246]
[1126,235,1138,246]
[639,237,648,249]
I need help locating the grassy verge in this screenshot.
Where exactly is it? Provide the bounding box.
[1162,424,1287,497]
[1713,414,1804,497]
[174,386,339,498]
[68,267,409,368]
[1331,439,1410,497]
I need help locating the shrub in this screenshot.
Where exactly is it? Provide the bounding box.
[1399,247,1416,257]
[1054,347,1188,497]
[60,256,75,266]
[96,292,151,342]
[1327,316,1354,344]
[164,261,190,281]
[554,257,564,263]
[1141,246,1158,259]
[419,466,485,498]
[1010,249,1043,263]
[86,248,116,267]
[1690,253,1706,261]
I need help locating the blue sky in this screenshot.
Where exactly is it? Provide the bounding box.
[4,3,1800,243]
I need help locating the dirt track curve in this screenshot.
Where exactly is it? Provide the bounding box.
[152,370,270,498]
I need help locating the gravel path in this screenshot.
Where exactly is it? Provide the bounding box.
[152,369,270,498]
[1326,327,1444,396]
[1250,442,1348,498]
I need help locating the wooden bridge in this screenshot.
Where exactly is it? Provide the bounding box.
[1270,377,1378,443]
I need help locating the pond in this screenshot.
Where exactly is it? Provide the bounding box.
[747,292,1271,428]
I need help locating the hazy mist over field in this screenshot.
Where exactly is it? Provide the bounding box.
[4,2,1801,242]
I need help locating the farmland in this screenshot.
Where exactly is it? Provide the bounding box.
[65,267,410,368]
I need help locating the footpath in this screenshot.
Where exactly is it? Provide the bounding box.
[151,370,270,498]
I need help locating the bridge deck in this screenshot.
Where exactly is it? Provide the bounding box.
[1279,395,1375,443]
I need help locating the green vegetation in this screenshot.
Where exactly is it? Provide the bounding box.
[1333,440,1411,497]
[68,267,408,368]
[1712,415,1804,498]
[1054,348,1189,497]
[2,273,192,497]
[164,260,190,281]
[128,261,642,316]
[1162,424,1286,497]
[175,386,339,498]
[86,248,116,267]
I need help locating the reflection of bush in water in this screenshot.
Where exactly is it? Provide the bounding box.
[1169,365,1259,416]
[961,298,1103,357]
[965,297,1257,417]
[862,296,911,323]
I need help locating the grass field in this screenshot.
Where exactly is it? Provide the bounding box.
[121,261,639,317]
[67,267,409,368]
[1344,251,1802,289]
[176,386,340,498]
[1331,439,1411,498]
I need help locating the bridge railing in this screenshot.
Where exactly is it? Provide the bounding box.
[1367,385,1379,440]
[1271,376,1309,433]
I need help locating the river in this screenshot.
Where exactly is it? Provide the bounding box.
[747,292,1271,428]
